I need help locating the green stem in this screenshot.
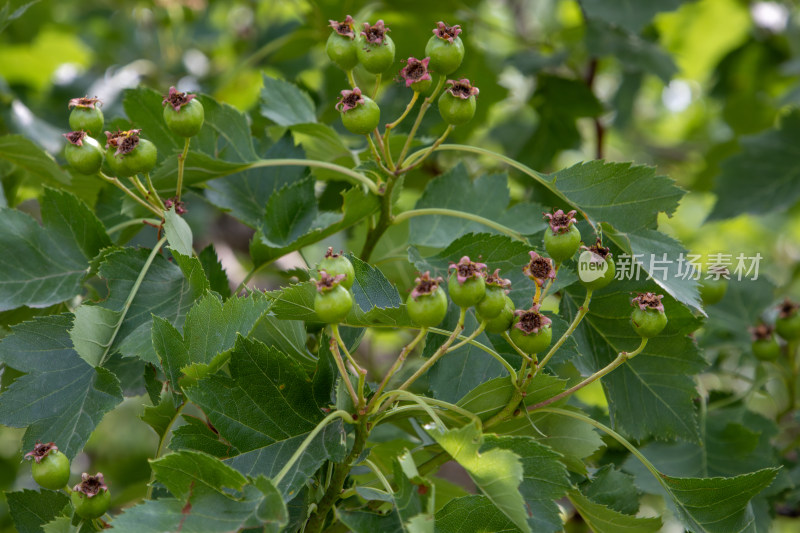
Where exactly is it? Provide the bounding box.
[536,289,592,374]
[374,389,447,430]
[98,237,168,366]
[234,259,275,295]
[421,326,518,378]
[373,128,394,171]
[385,91,419,131]
[396,76,446,167]
[392,208,527,243]
[364,459,393,494]
[332,324,366,409]
[346,69,356,88]
[401,144,598,234]
[328,336,359,408]
[528,338,648,411]
[146,402,186,499]
[396,308,466,392]
[397,125,454,175]
[176,138,190,201]
[418,451,450,476]
[537,407,669,498]
[107,218,162,234]
[359,171,397,261]
[372,74,382,100]
[447,322,486,352]
[484,388,524,429]
[539,262,560,302]
[368,328,427,412]
[273,410,355,486]
[304,418,368,533]
[502,331,533,362]
[240,158,379,195]
[99,172,163,217]
[145,173,166,210]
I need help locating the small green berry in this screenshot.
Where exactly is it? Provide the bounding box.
[326,16,359,70]
[318,248,355,289]
[71,473,110,519]
[25,442,70,490]
[543,209,581,263]
[407,272,448,327]
[314,271,353,323]
[775,299,800,340]
[336,87,380,135]
[476,270,511,320]
[162,87,205,138]
[68,96,104,137]
[63,131,103,174]
[438,79,478,126]
[448,256,487,308]
[630,293,668,338]
[484,295,515,334]
[751,324,780,361]
[510,305,552,354]
[357,20,395,74]
[425,22,465,75]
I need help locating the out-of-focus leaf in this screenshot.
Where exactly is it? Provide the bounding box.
[6,489,69,533]
[259,75,317,126]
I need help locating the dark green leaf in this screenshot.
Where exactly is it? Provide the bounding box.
[198,94,259,162]
[435,495,519,533]
[710,109,800,219]
[579,0,684,33]
[0,188,107,311]
[457,374,566,421]
[261,177,317,247]
[407,165,546,247]
[259,75,317,126]
[151,449,247,498]
[198,244,231,298]
[6,489,69,533]
[140,389,179,441]
[170,415,233,457]
[584,466,641,515]
[123,87,181,159]
[586,19,676,82]
[532,75,604,117]
[0,315,123,458]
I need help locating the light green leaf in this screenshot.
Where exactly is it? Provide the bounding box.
[457,374,566,421]
[163,208,193,256]
[69,306,121,367]
[568,490,662,533]
[6,489,70,533]
[141,389,180,441]
[0,315,123,458]
[0,134,70,185]
[426,422,531,533]
[259,75,317,126]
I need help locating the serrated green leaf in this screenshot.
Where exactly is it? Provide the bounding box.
[290,123,351,162]
[68,306,121,367]
[84,246,204,364]
[0,315,123,458]
[550,160,683,234]
[250,186,379,266]
[425,308,510,403]
[151,150,250,190]
[702,277,775,346]
[170,249,211,295]
[407,165,546,247]
[141,389,179,441]
[337,509,404,533]
[259,75,317,126]
[457,374,566,421]
[40,517,72,533]
[198,94,259,162]
[109,477,287,533]
[604,225,702,312]
[163,207,193,256]
[0,188,107,311]
[249,313,315,366]
[568,490,662,533]
[482,435,571,533]
[584,465,642,515]
[710,109,800,219]
[182,337,346,497]
[197,244,231,297]
[205,137,306,228]
[434,495,519,533]
[261,176,317,247]
[170,415,233,457]
[0,134,70,186]
[426,422,531,533]
[151,449,248,498]
[663,468,779,533]
[151,315,189,391]
[6,489,70,533]
[562,282,706,442]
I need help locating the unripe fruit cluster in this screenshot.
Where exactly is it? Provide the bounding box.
[314,249,356,324]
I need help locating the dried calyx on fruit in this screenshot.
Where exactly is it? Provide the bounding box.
[105,129,141,158]
[426,21,465,74]
[336,87,380,135]
[523,251,556,287]
[510,304,553,354]
[68,96,102,109]
[543,209,581,262]
[24,442,59,463]
[399,57,433,92]
[162,86,204,137]
[327,15,359,70]
[314,270,353,324]
[751,323,781,361]
[71,473,111,519]
[776,298,800,340]
[68,96,104,137]
[104,129,157,177]
[439,79,479,125]
[407,272,448,327]
[26,442,71,490]
[318,247,355,289]
[164,197,187,215]
[579,239,616,290]
[63,131,103,174]
[476,269,511,319]
[630,292,667,338]
[357,20,395,73]
[448,256,488,308]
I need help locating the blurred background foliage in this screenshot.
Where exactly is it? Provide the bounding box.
[2,0,800,530]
